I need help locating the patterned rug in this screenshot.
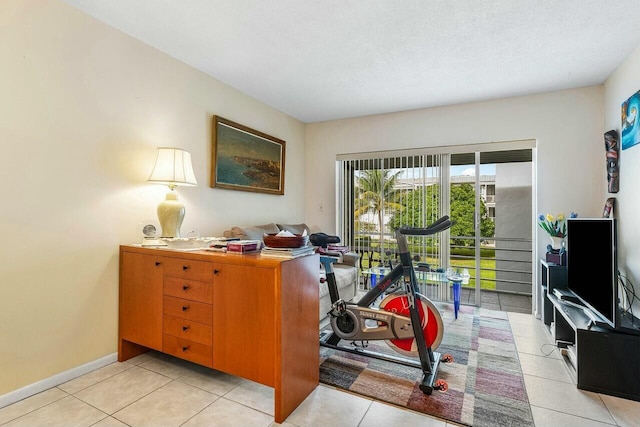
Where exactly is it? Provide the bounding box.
[319,303,534,427]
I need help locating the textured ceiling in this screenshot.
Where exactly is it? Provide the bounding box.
[61,0,640,123]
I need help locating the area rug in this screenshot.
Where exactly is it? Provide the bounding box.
[319,303,534,427]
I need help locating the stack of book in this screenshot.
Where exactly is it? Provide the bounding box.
[261,245,315,259]
[204,237,240,253]
[226,240,260,254]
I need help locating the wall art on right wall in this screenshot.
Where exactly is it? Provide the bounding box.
[621,90,640,150]
[603,197,615,218]
[604,130,619,193]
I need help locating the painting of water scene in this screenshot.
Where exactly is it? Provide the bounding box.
[211,116,285,195]
[621,90,640,150]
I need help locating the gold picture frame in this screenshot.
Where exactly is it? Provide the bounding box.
[211,116,285,195]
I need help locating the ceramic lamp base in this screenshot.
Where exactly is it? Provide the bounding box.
[157,190,185,238]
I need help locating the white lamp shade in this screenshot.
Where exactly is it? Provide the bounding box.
[148,148,197,186]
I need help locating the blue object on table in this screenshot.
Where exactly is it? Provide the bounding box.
[446,268,467,320]
[451,279,462,319]
[368,267,388,288]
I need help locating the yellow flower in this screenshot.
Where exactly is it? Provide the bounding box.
[557,213,565,221]
[546,214,554,222]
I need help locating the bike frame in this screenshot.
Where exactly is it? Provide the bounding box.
[320,215,453,392]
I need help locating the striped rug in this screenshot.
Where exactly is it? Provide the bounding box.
[319,304,534,427]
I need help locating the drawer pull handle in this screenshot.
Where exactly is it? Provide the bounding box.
[182,285,190,291]
[214,269,220,275]
[182,306,189,312]
[182,326,190,331]
[183,265,190,271]
[182,345,190,352]
[155,261,162,267]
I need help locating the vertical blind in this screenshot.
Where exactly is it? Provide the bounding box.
[337,153,448,277]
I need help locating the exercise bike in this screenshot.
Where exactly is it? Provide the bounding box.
[312,215,454,394]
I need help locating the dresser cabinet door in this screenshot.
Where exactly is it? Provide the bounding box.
[119,252,164,350]
[212,263,276,386]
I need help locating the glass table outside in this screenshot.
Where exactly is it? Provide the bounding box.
[362,267,451,303]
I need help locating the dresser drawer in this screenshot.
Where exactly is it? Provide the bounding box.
[163,296,212,325]
[164,277,212,303]
[163,258,213,282]
[163,334,212,367]
[163,315,212,346]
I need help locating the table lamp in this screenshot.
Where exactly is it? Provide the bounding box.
[148,147,197,238]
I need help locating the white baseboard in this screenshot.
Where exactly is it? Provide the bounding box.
[0,353,118,409]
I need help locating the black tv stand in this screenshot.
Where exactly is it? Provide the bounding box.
[547,292,640,401]
[540,260,640,402]
[619,311,640,335]
[553,288,580,304]
[554,298,614,331]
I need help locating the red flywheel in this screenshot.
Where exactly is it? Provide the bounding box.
[379,293,444,357]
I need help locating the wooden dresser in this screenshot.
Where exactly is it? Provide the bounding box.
[118,245,320,423]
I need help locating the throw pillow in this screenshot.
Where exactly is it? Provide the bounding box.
[231,223,280,241]
[277,223,310,236]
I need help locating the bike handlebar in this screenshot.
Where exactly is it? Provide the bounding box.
[398,215,454,236]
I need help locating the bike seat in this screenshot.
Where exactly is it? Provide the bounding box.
[310,232,341,248]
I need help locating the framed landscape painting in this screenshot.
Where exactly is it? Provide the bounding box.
[211,116,286,195]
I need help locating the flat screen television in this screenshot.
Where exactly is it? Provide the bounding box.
[566,218,618,328]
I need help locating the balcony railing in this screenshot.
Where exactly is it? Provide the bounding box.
[352,232,532,296]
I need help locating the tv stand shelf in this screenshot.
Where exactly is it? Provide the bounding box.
[546,290,640,401]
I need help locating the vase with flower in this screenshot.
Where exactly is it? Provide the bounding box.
[538,212,578,252]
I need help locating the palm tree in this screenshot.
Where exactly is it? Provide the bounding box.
[354,169,405,245]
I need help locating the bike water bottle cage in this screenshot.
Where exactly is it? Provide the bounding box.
[310,232,341,248]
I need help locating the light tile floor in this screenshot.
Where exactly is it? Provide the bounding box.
[2,312,640,427]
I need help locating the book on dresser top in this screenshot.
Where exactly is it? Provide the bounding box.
[226,240,261,253]
[261,245,315,259]
[203,237,240,253]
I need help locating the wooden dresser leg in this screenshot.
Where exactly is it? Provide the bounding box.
[118,339,149,362]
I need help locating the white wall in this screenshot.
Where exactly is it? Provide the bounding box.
[605,44,640,314]
[306,87,605,232]
[0,0,305,396]
[305,87,606,314]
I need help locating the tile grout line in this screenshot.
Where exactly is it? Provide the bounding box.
[523,374,619,424]
[597,394,622,427]
[72,368,175,419]
[59,362,137,396]
[175,391,221,427]
[529,404,619,426]
[355,400,375,427]
[0,389,70,427]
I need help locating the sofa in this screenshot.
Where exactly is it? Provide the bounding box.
[223,222,359,323]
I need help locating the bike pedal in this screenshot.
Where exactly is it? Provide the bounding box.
[434,379,448,392]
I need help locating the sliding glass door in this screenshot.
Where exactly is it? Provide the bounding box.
[338,142,534,308]
[447,150,533,306]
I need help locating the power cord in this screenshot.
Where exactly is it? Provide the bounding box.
[618,272,639,329]
[539,342,559,357]
[618,272,637,321]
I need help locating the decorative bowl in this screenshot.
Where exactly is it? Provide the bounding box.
[263,233,309,248]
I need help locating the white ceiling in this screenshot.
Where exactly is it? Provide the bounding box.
[61,0,640,123]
